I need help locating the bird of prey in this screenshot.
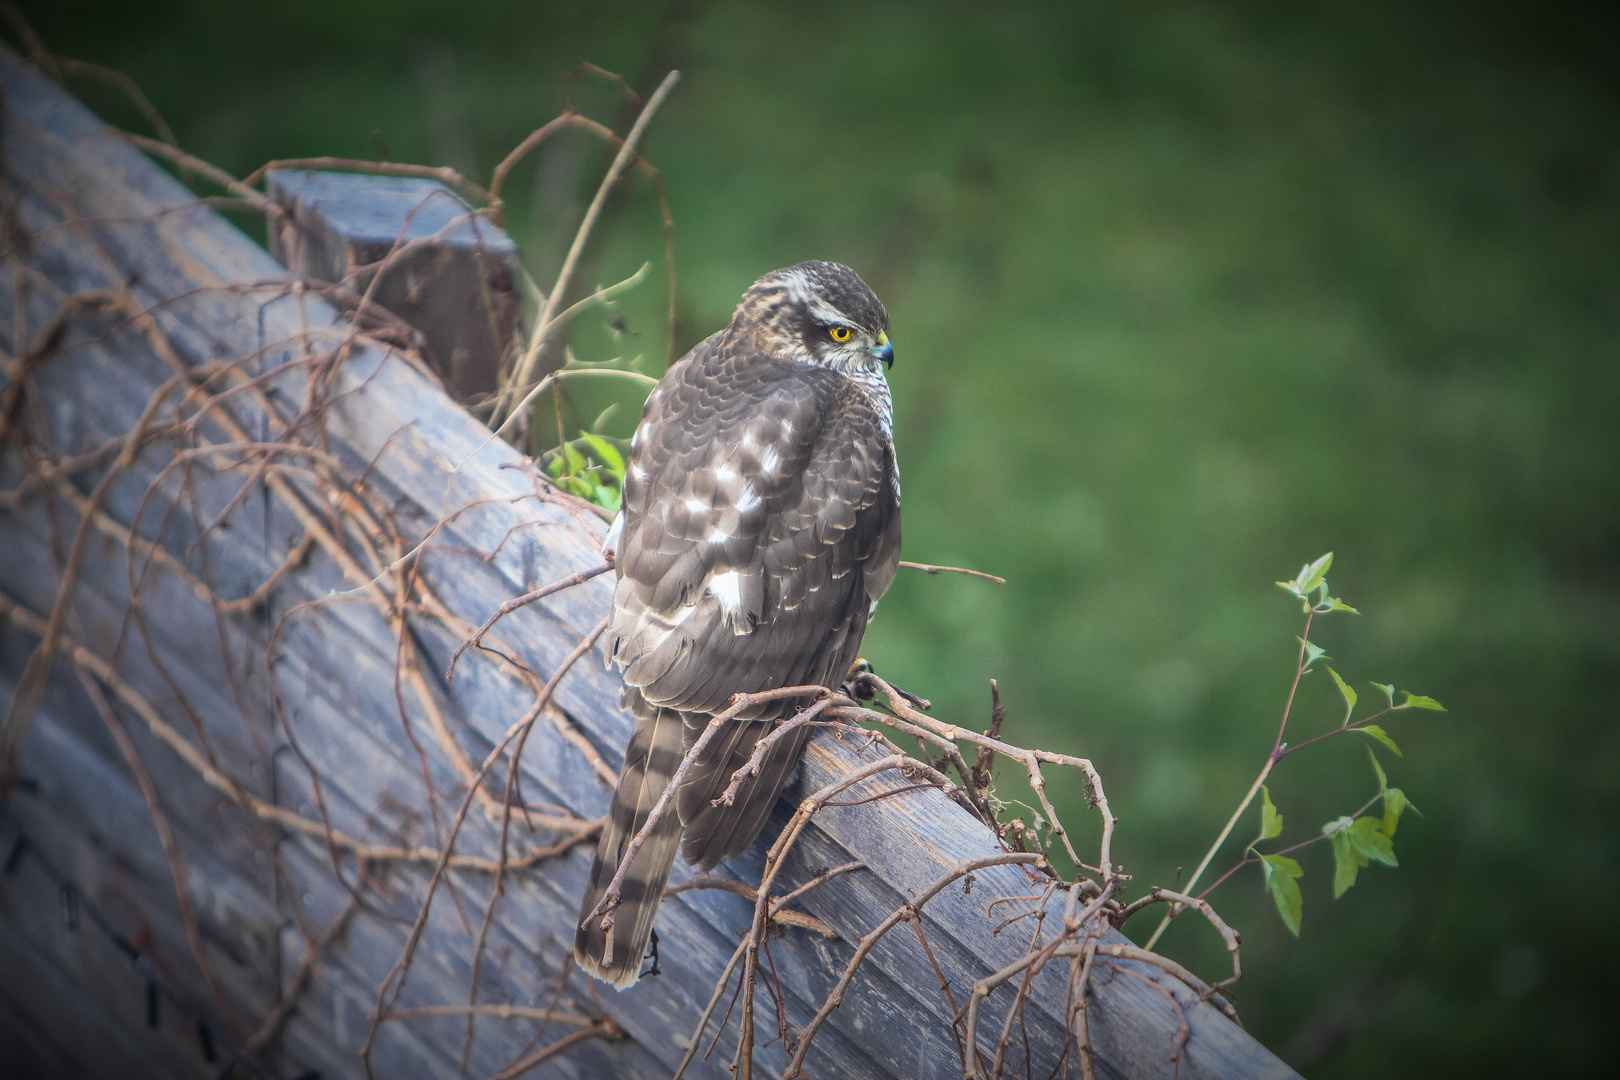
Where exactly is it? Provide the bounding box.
[575,261,902,988]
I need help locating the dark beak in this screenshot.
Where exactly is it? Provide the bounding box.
[873,334,894,369]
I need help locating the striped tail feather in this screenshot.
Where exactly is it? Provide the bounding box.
[677,715,814,871]
[575,690,685,989]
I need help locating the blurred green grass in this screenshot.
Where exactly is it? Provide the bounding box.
[24,0,1619,1073]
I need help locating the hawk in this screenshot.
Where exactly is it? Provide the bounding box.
[575,261,902,988]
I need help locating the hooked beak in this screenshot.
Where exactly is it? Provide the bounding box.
[872,330,894,369]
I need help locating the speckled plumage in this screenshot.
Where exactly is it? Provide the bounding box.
[576,262,903,988]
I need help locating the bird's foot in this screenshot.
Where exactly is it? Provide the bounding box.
[844,659,878,700]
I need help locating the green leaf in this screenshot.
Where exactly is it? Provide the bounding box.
[1298,638,1328,670]
[1381,787,1408,838]
[1329,830,1360,897]
[1257,785,1283,842]
[1400,691,1447,712]
[1367,748,1388,793]
[1328,597,1360,614]
[1372,683,1396,709]
[1356,724,1403,757]
[562,442,588,476]
[1262,853,1304,879]
[591,481,622,513]
[1348,817,1398,866]
[580,432,626,480]
[1276,579,1303,598]
[1327,666,1357,712]
[1261,855,1304,936]
[545,454,564,479]
[1322,815,1355,836]
[1300,552,1333,594]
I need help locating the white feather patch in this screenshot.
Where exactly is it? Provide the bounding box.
[706,527,730,544]
[761,447,780,474]
[708,570,742,615]
[602,512,624,555]
[736,484,760,513]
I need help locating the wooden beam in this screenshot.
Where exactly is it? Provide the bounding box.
[268,168,519,404]
[0,45,1298,1080]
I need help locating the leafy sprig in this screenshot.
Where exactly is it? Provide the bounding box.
[543,431,628,512]
[1145,554,1447,947]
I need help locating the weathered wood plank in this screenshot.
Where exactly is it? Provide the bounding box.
[0,44,1298,1080]
[267,168,520,403]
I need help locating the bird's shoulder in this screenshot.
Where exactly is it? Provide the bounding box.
[636,330,883,457]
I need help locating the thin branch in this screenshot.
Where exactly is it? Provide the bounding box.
[898,560,1006,585]
[241,157,491,204]
[1145,609,1316,950]
[73,662,244,1041]
[447,561,612,679]
[660,874,838,936]
[781,853,1045,1079]
[497,70,680,423]
[387,1003,598,1026]
[487,1020,625,1080]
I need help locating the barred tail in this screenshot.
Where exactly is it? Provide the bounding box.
[677,715,814,871]
[575,691,684,989]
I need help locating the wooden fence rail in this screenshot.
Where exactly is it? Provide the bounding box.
[0,46,1297,1080]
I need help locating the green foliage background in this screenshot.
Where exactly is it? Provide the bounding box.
[26,0,1618,1073]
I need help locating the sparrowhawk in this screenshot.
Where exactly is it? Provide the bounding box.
[575,261,902,988]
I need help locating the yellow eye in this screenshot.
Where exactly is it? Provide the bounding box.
[829,326,853,342]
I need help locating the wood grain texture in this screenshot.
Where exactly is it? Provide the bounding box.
[266,168,519,402]
[0,46,1298,1080]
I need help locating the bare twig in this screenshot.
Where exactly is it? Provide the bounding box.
[781,853,1045,1079]
[72,662,244,1041]
[387,1003,598,1026]
[487,1019,625,1080]
[241,157,491,204]
[495,70,680,425]
[898,560,1006,585]
[447,561,613,679]
[660,873,839,937]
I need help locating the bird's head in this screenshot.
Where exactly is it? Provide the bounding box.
[733,261,893,373]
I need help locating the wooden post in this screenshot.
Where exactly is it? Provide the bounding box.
[267,169,519,405]
[0,45,1299,1080]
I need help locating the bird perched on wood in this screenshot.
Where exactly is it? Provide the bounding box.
[575,261,902,988]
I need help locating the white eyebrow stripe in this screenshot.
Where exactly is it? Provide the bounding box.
[808,297,845,324]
